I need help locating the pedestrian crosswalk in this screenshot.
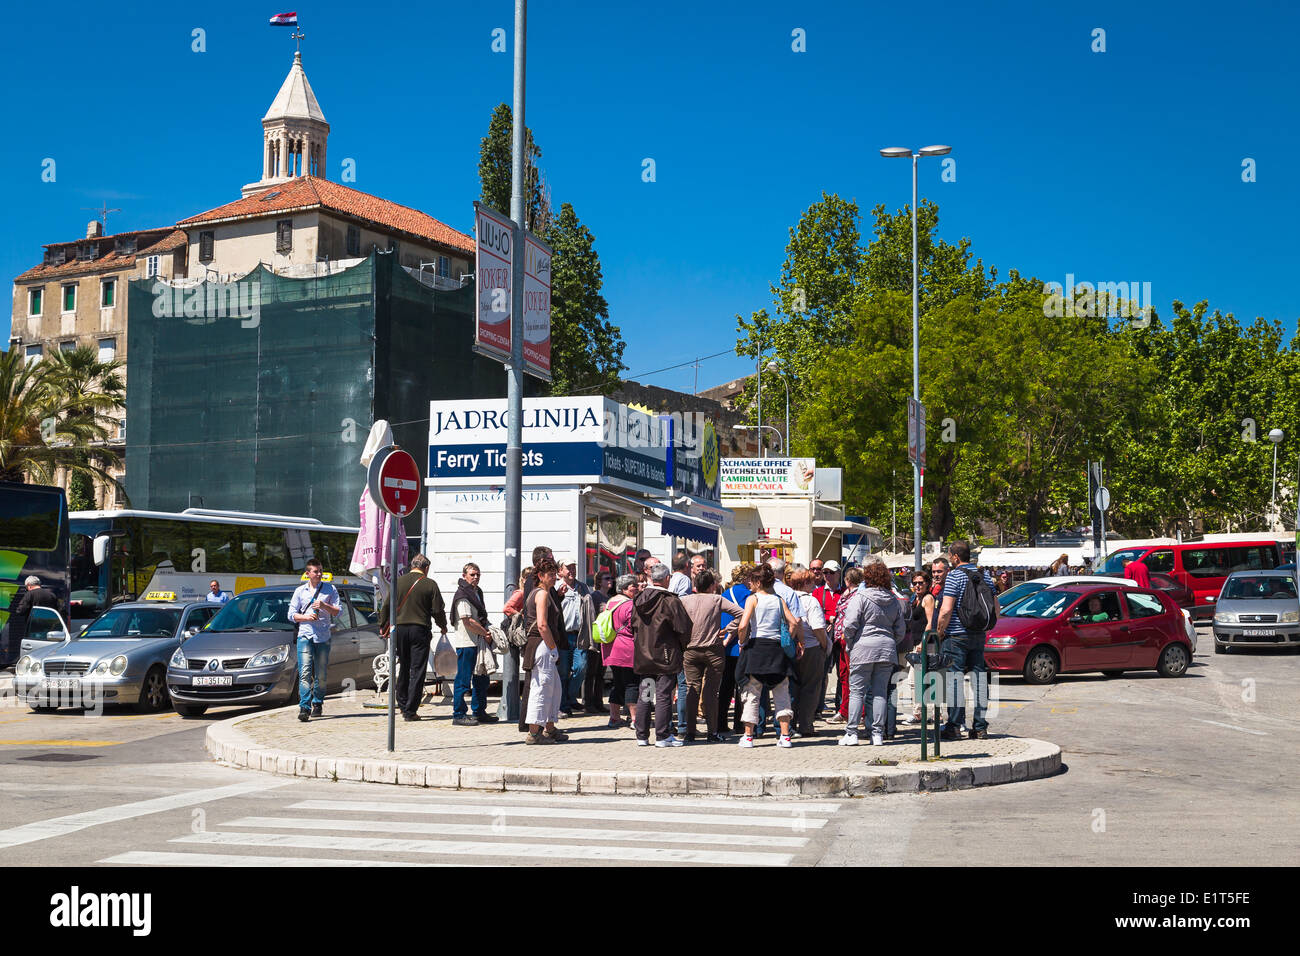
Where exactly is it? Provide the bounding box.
[97,788,841,867]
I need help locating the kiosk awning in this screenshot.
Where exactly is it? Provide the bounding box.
[654,506,719,548]
[813,519,879,534]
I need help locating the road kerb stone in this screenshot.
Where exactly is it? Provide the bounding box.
[846,772,886,795]
[649,773,688,795]
[503,768,552,792]
[885,770,920,793]
[396,763,425,787]
[763,774,801,797]
[294,756,317,778]
[920,769,950,791]
[461,765,505,791]
[727,773,764,797]
[362,760,398,784]
[616,771,648,794]
[1010,757,1030,782]
[425,764,459,789]
[686,773,728,795]
[579,771,618,794]
[551,770,580,793]
[800,774,847,796]
[315,757,337,780]
[950,767,975,789]
[335,757,365,781]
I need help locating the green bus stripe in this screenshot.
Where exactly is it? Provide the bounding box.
[0,550,28,580]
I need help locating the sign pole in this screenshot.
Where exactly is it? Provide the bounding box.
[503,0,527,611]
[387,504,397,753]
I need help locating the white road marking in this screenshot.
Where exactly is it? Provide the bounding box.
[289,799,826,830]
[1196,719,1269,737]
[220,816,810,848]
[174,830,794,866]
[99,850,447,867]
[0,779,292,850]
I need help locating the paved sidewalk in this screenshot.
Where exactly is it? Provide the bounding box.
[206,692,1062,797]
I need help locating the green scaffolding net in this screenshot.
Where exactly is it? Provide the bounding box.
[126,252,511,527]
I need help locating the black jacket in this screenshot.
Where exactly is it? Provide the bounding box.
[12,587,58,617]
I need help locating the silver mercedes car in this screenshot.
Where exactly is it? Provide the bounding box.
[1212,570,1300,652]
[13,598,222,712]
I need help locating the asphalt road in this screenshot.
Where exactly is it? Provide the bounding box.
[0,623,1295,866]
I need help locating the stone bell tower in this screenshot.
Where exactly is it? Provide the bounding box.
[242,52,330,198]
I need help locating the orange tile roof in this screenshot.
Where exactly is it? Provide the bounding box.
[15,229,186,282]
[178,176,474,254]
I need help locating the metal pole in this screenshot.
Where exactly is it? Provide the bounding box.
[756,341,763,458]
[503,0,527,608]
[387,508,397,753]
[783,376,790,455]
[912,153,922,573]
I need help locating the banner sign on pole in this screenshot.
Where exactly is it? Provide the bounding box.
[522,232,552,381]
[907,398,926,469]
[473,203,514,364]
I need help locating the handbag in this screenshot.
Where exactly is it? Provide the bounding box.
[777,598,798,660]
[379,577,421,639]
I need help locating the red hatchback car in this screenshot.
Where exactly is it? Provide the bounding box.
[984,584,1193,684]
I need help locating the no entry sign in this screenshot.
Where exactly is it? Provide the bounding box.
[367,446,421,517]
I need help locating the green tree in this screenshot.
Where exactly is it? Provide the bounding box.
[478,103,548,231]
[543,203,626,395]
[0,346,124,488]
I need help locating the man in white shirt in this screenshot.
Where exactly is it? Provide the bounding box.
[767,557,802,616]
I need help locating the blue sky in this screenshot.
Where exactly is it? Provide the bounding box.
[3,1,1297,395]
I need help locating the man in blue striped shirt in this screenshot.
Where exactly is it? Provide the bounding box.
[934,541,990,741]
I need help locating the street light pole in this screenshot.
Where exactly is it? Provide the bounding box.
[766,360,790,455]
[1269,428,1284,528]
[503,0,528,606]
[881,144,951,572]
[756,340,763,457]
[733,424,784,453]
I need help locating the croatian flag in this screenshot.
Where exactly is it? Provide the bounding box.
[269,12,298,26]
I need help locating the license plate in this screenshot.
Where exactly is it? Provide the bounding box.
[1243,629,1276,637]
[192,675,233,687]
[46,678,79,691]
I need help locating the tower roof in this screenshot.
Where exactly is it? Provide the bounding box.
[263,52,328,126]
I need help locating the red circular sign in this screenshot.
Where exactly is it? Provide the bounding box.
[374,448,421,516]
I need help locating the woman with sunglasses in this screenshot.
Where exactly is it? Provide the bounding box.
[905,568,935,724]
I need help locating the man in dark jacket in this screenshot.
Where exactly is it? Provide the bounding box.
[378,554,447,721]
[631,562,692,747]
[5,576,59,666]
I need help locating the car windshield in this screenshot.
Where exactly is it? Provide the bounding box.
[999,582,1045,607]
[1003,589,1078,619]
[79,607,182,639]
[206,592,296,632]
[1221,576,1298,600]
[1099,549,1146,575]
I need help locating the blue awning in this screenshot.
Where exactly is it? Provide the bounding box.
[659,513,718,548]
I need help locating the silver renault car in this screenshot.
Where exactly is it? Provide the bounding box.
[13,596,222,712]
[166,583,383,717]
[1212,570,1300,653]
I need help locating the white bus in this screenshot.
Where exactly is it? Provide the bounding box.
[68,508,362,624]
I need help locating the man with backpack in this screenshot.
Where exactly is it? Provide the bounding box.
[933,540,996,741]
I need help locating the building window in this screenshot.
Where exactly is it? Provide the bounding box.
[199,231,215,263]
[437,255,450,277]
[346,225,360,256]
[24,345,42,364]
[145,255,160,278]
[117,420,126,442]
[60,340,77,353]
[98,338,116,362]
[28,288,42,316]
[276,220,293,254]
[101,279,115,308]
[62,284,76,312]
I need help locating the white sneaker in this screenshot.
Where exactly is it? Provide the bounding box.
[872,733,884,747]
[902,714,918,725]
[635,738,649,747]
[654,735,684,748]
[738,735,755,748]
[778,735,793,748]
[838,732,859,747]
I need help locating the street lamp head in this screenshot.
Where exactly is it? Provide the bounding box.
[918,145,952,156]
[732,424,752,432]
[879,147,912,158]
[766,360,779,373]
[1269,429,1284,443]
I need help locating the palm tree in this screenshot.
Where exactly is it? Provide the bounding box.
[0,346,125,491]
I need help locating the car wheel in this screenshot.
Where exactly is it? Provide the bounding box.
[1157,643,1190,677]
[173,703,207,718]
[1022,647,1059,685]
[137,666,169,712]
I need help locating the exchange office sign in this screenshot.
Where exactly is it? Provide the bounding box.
[720,458,817,496]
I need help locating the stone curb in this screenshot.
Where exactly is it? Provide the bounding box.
[205,706,1062,798]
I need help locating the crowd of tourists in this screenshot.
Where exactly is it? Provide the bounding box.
[388,540,1000,748]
